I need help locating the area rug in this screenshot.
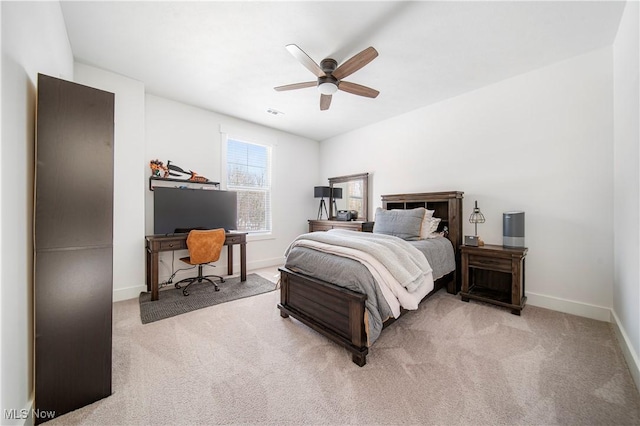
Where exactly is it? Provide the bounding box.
[139,273,278,324]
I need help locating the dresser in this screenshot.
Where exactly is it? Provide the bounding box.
[308,220,374,233]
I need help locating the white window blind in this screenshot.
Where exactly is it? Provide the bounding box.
[226,138,272,233]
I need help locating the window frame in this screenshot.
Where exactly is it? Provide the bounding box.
[220,129,275,240]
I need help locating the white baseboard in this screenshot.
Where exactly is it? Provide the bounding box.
[611,310,640,393]
[526,291,612,322]
[246,256,284,271]
[113,284,147,302]
[113,257,284,302]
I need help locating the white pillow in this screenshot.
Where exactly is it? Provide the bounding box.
[425,218,442,238]
[419,210,436,239]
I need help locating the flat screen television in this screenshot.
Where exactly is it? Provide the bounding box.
[153,187,238,234]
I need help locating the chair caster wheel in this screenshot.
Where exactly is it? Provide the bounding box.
[215,287,220,292]
[183,290,189,296]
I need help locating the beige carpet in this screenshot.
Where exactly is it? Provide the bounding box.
[48,274,639,425]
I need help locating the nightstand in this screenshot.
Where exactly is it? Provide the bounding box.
[308,220,374,233]
[460,244,528,315]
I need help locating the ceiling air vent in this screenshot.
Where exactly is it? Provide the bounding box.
[266,108,284,116]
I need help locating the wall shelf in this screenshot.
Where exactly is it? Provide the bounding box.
[149,176,220,191]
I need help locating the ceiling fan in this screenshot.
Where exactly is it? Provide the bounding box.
[274,44,380,111]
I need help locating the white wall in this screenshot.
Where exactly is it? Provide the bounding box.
[1,1,73,422]
[1,0,634,415]
[73,63,147,302]
[145,94,319,285]
[321,47,615,321]
[613,1,639,390]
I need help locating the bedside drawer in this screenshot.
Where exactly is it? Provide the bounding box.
[468,254,511,273]
[159,240,186,251]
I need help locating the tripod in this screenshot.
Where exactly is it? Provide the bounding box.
[317,198,329,220]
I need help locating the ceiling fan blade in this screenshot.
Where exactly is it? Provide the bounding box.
[338,81,379,98]
[332,47,378,80]
[320,94,332,111]
[286,44,325,78]
[274,81,317,91]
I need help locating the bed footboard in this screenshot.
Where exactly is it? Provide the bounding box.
[277,267,369,366]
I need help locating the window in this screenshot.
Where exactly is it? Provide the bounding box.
[226,138,272,234]
[346,180,363,214]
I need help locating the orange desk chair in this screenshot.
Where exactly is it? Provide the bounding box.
[174,228,226,296]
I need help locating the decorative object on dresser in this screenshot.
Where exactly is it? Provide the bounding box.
[503,211,525,247]
[336,209,358,221]
[465,200,485,247]
[314,186,331,219]
[280,191,463,366]
[460,244,527,315]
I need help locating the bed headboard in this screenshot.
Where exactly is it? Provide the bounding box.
[380,191,464,293]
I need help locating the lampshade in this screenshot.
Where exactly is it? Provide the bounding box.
[332,187,343,199]
[314,186,331,198]
[318,82,338,95]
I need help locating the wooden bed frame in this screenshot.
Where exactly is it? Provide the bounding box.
[278,191,464,366]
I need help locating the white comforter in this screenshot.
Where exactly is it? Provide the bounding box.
[285,229,434,318]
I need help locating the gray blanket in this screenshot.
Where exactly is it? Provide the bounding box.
[286,229,432,292]
[409,237,456,280]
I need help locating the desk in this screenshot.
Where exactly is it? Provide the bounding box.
[145,232,247,301]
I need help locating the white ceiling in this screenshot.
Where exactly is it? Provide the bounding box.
[59,1,625,141]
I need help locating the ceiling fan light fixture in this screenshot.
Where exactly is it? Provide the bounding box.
[318,82,338,95]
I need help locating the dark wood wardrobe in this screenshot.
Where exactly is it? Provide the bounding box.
[34,74,114,423]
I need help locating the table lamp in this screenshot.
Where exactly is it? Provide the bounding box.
[465,200,486,246]
[314,186,331,219]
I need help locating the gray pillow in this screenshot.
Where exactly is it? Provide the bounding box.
[373,207,425,240]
